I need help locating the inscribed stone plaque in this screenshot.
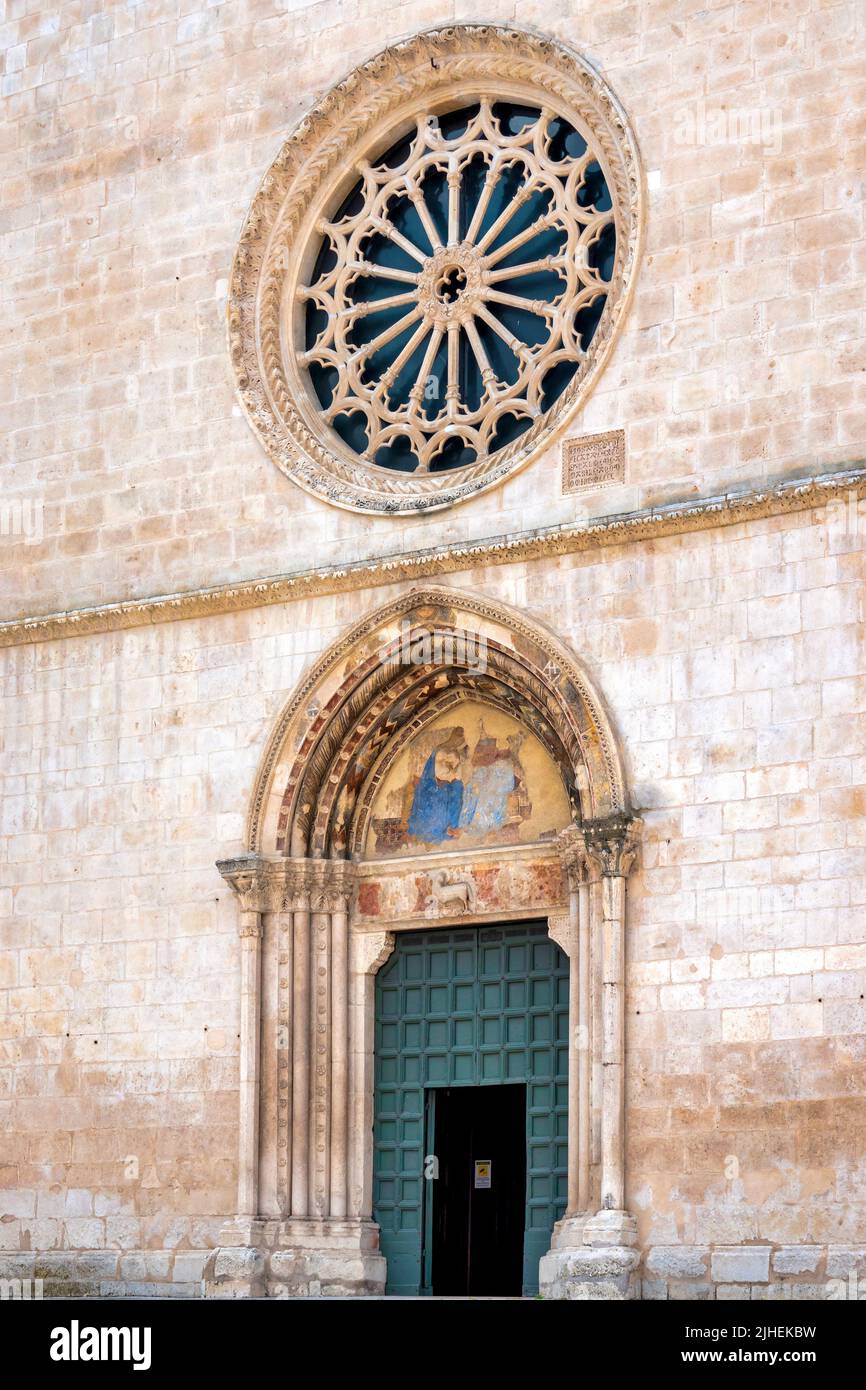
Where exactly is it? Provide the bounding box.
[561,429,626,494]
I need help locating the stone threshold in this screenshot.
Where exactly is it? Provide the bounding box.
[4,462,864,651]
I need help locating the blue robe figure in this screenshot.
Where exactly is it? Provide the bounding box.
[458,757,515,832]
[407,749,464,843]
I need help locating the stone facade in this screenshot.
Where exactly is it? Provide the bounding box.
[2,0,865,1299]
[3,0,864,614]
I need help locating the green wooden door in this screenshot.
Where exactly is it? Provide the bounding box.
[373,922,568,1295]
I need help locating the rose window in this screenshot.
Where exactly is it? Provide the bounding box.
[301,101,615,476]
[229,27,642,513]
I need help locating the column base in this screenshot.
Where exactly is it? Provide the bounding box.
[203,1218,268,1299]
[204,1218,386,1299]
[539,1209,640,1300]
[583,1207,638,1247]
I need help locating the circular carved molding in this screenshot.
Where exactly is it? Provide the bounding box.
[229,24,643,515]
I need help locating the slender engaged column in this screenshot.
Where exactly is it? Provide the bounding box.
[555,826,592,1217]
[291,889,311,1217]
[567,887,580,1215]
[590,875,603,1171]
[310,903,331,1216]
[216,857,269,1226]
[329,894,349,1217]
[583,816,641,1223]
[600,872,626,1211]
[350,931,395,1220]
[238,907,264,1217]
[577,868,592,1213]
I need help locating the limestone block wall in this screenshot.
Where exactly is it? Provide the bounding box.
[1,502,864,1296]
[1,0,864,617]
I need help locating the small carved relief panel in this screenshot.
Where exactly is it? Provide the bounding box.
[355,845,568,929]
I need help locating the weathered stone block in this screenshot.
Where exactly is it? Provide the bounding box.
[203,1245,267,1299]
[539,1245,640,1300]
[710,1247,771,1283]
[646,1246,710,1279]
[772,1246,822,1275]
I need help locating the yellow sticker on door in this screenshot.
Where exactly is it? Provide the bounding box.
[474,1160,492,1189]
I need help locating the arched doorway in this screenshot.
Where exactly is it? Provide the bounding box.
[205,586,641,1299]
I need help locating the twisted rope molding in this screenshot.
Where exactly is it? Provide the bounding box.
[3,464,864,649]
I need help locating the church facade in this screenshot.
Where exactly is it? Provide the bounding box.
[2,4,865,1300]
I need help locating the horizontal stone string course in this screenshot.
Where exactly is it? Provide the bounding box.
[1,464,863,649]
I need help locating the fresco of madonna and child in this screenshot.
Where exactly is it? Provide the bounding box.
[366,703,571,859]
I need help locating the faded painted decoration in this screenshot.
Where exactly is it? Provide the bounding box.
[365,703,571,858]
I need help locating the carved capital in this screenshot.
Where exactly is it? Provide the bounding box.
[582,815,642,879]
[277,858,314,911]
[557,824,594,889]
[217,855,270,916]
[309,858,358,914]
[217,855,359,917]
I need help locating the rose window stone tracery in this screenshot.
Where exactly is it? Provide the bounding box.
[301,101,616,476]
[229,26,642,513]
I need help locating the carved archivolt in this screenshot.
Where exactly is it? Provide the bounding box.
[229,24,643,514]
[246,585,629,855]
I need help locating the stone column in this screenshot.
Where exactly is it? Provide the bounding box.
[289,874,311,1217]
[238,905,264,1218]
[329,895,347,1216]
[329,882,352,1218]
[542,829,591,1273]
[576,845,593,1214]
[218,859,268,1219]
[583,815,641,1236]
[550,826,593,1217]
[309,890,331,1217]
[205,855,270,1298]
[539,816,642,1301]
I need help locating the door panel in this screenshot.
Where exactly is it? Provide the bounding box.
[373,922,568,1296]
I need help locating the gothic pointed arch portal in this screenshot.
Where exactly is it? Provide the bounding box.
[207,587,642,1300]
[249,586,628,855]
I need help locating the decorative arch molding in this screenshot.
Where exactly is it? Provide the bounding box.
[248,584,629,856]
[206,586,642,1300]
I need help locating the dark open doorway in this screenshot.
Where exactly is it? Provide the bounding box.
[427,1083,527,1296]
